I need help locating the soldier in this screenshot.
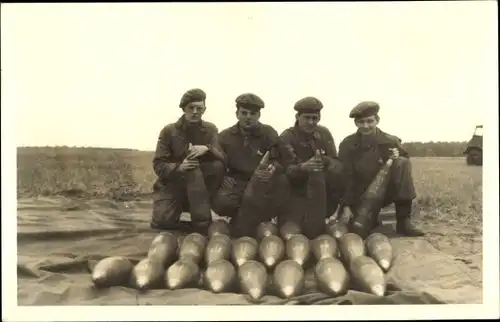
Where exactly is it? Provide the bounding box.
[151,88,226,234]
[337,101,424,237]
[279,97,345,227]
[212,93,290,237]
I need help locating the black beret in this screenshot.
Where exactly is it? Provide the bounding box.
[349,101,380,118]
[294,96,323,113]
[235,93,265,110]
[179,88,206,108]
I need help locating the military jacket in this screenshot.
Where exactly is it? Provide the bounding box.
[152,116,226,182]
[280,123,339,183]
[338,128,409,206]
[219,122,284,181]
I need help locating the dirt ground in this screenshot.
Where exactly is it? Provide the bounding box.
[418,218,483,288]
[374,203,482,289]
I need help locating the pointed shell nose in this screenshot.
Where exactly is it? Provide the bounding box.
[210,280,224,293]
[136,276,149,289]
[281,285,295,298]
[264,257,276,267]
[379,259,390,271]
[328,281,342,294]
[167,277,181,290]
[371,284,385,297]
[92,271,107,284]
[248,287,263,300]
[236,258,247,267]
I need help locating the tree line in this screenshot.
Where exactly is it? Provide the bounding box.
[400,141,468,157]
[18,141,470,158]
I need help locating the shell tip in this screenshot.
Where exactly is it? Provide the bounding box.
[167,278,181,290]
[210,280,224,293]
[281,285,295,298]
[91,272,106,284]
[264,258,276,267]
[379,259,391,271]
[328,281,343,294]
[136,276,149,289]
[371,284,386,297]
[248,287,263,300]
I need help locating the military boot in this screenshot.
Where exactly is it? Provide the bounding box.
[395,201,424,237]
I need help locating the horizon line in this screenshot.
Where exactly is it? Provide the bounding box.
[16,141,470,153]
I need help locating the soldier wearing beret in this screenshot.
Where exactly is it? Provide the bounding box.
[279,97,345,228]
[151,88,226,234]
[212,93,290,237]
[337,101,424,236]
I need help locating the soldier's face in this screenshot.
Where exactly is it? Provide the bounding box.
[236,107,260,130]
[355,115,379,135]
[183,101,206,123]
[296,112,320,133]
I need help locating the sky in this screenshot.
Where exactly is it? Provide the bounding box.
[2,2,498,151]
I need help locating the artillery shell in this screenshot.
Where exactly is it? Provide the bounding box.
[314,257,349,296]
[148,232,178,267]
[273,260,305,299]
[203,259,236,293]
[338,233,365,266]
[365,233,393,272]
[231,236,258,267]
[208,219,231,238]
[279,221,301,241]
[129,258,165,291]
[256,221,279,241]
[91,256,133,288]
[238,260,268,302]
[165,259,200,290]
[349,255,386,297]
[205,234,232,265]
[311,234,338,261]
[286,234,311,266]
[258,235,285,269]
[178,233,207,264]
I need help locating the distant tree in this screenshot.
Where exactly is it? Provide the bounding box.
[402,141,467,157]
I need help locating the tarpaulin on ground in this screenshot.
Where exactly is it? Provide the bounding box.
[17,197,482,305]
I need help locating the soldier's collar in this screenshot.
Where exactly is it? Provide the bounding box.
[175,115,207,132]
[230,122,263,136]
[355,128,392,145]
[294,122,321,139]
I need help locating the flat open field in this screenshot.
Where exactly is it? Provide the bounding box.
[17,147,483,287]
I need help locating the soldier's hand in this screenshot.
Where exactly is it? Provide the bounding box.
[300,156,324,172]
[254,164,275,181]
[222,176,236,189]
[187,144,209,159]
[178,158,200,172]
[339,206,354,225]
[389,148,400,160]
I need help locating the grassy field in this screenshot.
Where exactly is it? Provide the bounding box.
[17,147,483,284]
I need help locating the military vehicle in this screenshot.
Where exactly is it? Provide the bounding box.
[463,125,483,166]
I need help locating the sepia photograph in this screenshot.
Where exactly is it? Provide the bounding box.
[2,1,499,321]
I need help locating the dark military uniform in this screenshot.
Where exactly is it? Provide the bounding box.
[212,94,290,230]
[338,101,424,236]
[279,97,345,225]
[150,89,225,231]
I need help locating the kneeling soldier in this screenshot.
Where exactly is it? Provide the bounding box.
[151,88,226,234]
[279,97,345,235]
[212,93,290,237]
[338,101,424,237]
